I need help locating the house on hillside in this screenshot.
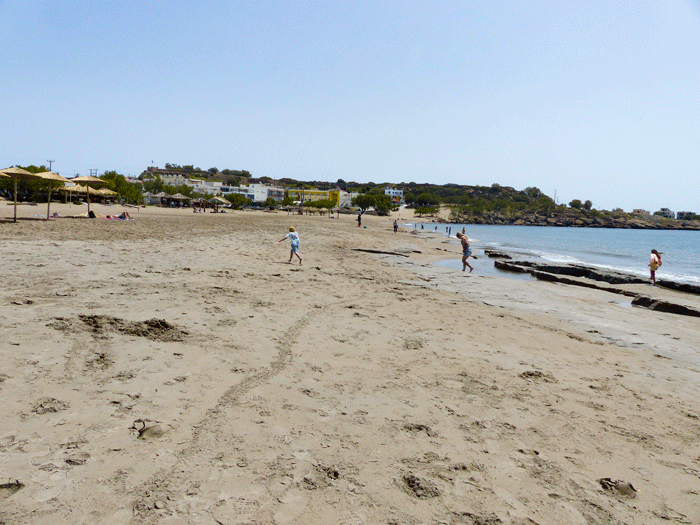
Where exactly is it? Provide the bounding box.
[654,208,675,219]
[384,187,403,204]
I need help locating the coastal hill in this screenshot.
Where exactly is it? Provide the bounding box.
[135,166,698,230]
[381,182,700,231]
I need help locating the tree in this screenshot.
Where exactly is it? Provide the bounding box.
[583,200,592,211]
[352,194,375,211]
[100,170,143,204]
[264,197,276,209]
[143,175,164,194]
[569,199,582,209]
[414,206,439,217]
[415,192,440,206]
[281,195,294,207]
[373,194,393,215]
[226,193,248,209]
[525,187,542,198]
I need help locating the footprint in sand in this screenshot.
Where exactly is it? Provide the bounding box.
[0,481,24,501]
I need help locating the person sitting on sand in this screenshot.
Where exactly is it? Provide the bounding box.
[649,249,663,285]
[279,227,302,265]
[456,232,474,273]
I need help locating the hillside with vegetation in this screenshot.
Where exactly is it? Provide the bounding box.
[348,181,700,230]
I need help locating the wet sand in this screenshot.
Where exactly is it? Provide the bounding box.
[1,203,700,524]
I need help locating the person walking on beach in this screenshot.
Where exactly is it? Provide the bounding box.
[456,232,474,273]
[649,249,662,285]
[279,227,302,265]
[393,219,398,233]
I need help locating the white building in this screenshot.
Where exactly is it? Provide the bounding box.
[384,187,403,203]
[337,190,358,207]
[157,173,189,186]
[226,184,285,203]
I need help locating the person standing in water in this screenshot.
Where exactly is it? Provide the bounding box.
[649,249,662,285]
[279,227,302,265]
[456,232,474,273]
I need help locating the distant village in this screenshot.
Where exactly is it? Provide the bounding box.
[135,166,696,220]
[137,166,403,208]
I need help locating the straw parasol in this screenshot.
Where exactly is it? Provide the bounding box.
[70,175,106,215]
[0,167,45,222]
[64,184,89,193]
[209,195,229,212]
[170,193,191,200]
[36,171,69,220]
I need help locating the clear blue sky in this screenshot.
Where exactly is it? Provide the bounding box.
[2,1,699,212]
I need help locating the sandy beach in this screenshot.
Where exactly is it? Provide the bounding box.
[2,203,700,525]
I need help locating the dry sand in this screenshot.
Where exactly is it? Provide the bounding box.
[1,203,700,525]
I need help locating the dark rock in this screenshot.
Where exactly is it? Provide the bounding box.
[484,250,512,259]
[631,296,700,318]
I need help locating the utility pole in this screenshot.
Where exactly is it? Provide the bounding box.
[90,169,98,177]
[47,159,54,171]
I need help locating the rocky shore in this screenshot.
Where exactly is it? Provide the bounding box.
[495,260,700,317]
[449,210,700,230]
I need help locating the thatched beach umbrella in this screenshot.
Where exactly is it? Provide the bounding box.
[209,196,228,212]
[36,171,69,220]
[70,175,106,216]
[0,167,45,222]
[95,187,117,200]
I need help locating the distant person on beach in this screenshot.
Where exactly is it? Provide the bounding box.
[462,227,465,235]
[357,213,362,227]
[649,249,663,285]
[456,232,474,273]
[279,227,302,265]
[393,219,398,233]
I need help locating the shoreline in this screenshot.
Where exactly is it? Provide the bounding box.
[2,206,700,524]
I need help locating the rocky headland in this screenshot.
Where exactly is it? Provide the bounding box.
[449,210,700,230]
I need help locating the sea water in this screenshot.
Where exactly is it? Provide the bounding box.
[406,223,700,285]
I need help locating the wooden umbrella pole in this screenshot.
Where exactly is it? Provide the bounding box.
[13,179,18,223]
[46,187,52,221]
[87,185,90,215]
